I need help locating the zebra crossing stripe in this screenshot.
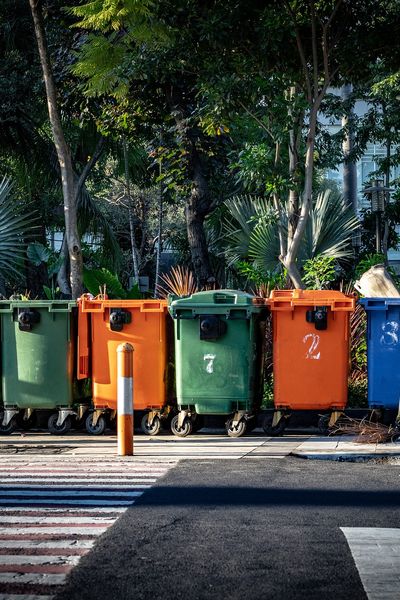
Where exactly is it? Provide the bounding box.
[0,477,157,483]
[0,490,143,497]
[0,458,178,599]
[0,595,54,600]
[0,517,115,524]
[0,541,95,550]
[0,507,126,513]
[0,556,81,565]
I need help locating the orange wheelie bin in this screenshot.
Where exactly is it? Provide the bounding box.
[265,289,355,435]
[77,296,170,435]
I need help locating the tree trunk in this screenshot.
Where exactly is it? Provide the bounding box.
[186,147,213,288]
[123,138,140,282]
[154,183,163,298]
[287,88,302,250]
[57,236,71,296]
[29,0,83,299]
[282,101,320,288]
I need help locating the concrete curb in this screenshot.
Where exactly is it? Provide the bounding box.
[291,451,400,462]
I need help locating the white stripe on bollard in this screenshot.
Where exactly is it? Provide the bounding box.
[117,343,134,456]
[117,377,133,415]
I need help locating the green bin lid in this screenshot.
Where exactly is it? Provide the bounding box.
[168,290,265,317]
[0,300,77,313]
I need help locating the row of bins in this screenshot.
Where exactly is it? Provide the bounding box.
[0,290,399,436]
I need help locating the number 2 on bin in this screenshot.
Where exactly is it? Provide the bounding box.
[380,321,399,346]
[303,333,321,360]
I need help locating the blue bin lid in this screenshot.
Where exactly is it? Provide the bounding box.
[359,297,400,310]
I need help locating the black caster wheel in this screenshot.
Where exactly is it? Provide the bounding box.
[226,417,247,438]
[0,416,18,435]
[48,413,72,435]
[318,414,330,435]
[171,415,192,437]
[85,414,106,435]
[141,414,161,436]
[262,414,286,436]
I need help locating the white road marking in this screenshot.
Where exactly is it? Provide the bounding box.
[0,595,54,600]
[0,507,127,513]
[0,458,178,600]
[0,573,66,585]
[0,556,81,565]
[0,516,116,524]
[0,490,143,497]
[341,527,400,599]
[0,499,138,506]
[0,540,96,550]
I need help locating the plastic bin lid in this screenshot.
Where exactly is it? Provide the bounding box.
[169,289,264,308]
[0,300,77,313]
[359,297,400,310]
[268,289,355,311]
[78,295,167,313]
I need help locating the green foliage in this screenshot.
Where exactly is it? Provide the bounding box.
[262,377,274,409]
[237,261,286,291]
[0,177,37,278]
[353,337,367,372]
[126,282,141,299]
[27,241,51,266]
[27,241,64,280]
[221,195,278,266]
[43,284,61,300]
[355,253,386,278]
[69,0,157,34]
[231,143,274,193]
[222,190,359,280]
[347,376,368,409]
[83,267,127,298]
[303,256,336,290]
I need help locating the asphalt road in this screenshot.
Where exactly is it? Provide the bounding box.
[55,458,400,600]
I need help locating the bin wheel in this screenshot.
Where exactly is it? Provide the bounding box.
[85,414,106,436]
[48,413,71,435]
[318,415,330,435]
[262,414,286,436]
[171,415,192,438]
[141,414,161,436]
[226,417,247,438]
[0,416,18,435]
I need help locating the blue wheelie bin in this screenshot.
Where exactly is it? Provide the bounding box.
[360,297,400,422]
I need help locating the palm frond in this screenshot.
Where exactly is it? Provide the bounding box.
[157,265,198,298]
[221,195,275,265]
[0,177,38,278]
[248,222,281,272]
[304,189,360,260]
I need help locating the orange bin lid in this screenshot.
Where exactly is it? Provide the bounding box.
[78,295,168,313]
[268,289,355,312]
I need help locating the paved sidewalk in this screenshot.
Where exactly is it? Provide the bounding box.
[0,432,307,459]
[1,431,400,460]
[291,435,400,461]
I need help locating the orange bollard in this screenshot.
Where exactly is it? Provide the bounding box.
[117,343,134,456]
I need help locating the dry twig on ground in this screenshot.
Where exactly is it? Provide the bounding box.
[330,415,399,444]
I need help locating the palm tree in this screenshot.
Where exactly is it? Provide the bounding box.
[0,177,37,295]
[221,189,360,278]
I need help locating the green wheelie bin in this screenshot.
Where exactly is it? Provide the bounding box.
[0,300,86,435]
[168,290,267,437]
